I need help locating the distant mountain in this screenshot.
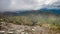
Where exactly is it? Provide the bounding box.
[0,10,42,16]
[40,8,60,14]
[0,8,60,16]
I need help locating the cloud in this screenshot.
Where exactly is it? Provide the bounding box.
[44,0,60,9]
[0,0,60,11]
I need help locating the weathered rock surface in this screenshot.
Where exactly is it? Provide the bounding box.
[0,23,60,34]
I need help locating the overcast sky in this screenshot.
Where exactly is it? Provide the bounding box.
[0,0,60,11]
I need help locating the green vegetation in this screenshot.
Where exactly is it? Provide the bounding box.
[0,12,60,31]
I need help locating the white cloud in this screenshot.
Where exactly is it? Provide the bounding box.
[0,0,60,11]
[45,0,60,9]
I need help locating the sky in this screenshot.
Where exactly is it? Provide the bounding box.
[0,0,60,11]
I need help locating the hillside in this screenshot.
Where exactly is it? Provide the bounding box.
[0,10,60,34]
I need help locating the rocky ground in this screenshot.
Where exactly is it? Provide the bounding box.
[0,22,60,34]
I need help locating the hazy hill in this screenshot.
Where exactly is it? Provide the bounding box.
[40,8,60,14]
